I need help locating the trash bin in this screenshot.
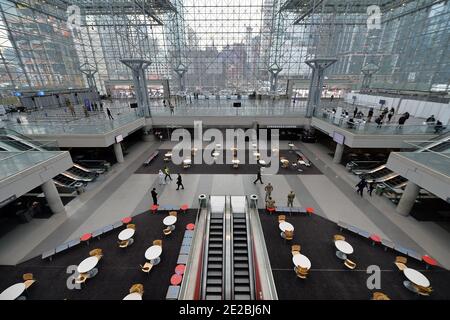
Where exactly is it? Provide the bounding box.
[198,194,207,208]
[250,194,258,209]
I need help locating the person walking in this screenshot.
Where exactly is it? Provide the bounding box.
[367,108,374,122]
[287,191,295,207]
[164,166,172,182]
[176,173,185,190]
[353,107,358,118]
[253,168,263,184]
[151,188,158,206]
[356,178,367,197]
[398,115,407,128]
[106,107,114,120]
[169,102,175,115]
[330,94,334,102]
[264,183,273,200]
[158,169,165,185]
[367,181,375,197]
[387,110,394,122]
[375,115,383,128]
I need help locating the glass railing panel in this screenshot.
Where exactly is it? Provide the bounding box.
[0,151,65,180]
[396,152,450,177]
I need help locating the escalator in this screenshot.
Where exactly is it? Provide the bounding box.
[428,141,450,153]
[201,196,256,300]
[53,174,85,188]
[73,162,106,174]
[202,196,226,300]
[230,196,255,300]
[67,166,97,181]
[0,136,35,151]
[383,175,408,189]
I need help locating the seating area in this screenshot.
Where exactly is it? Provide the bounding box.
[259,209,450,300]
[0,209,198,300]
[143,151,159,166]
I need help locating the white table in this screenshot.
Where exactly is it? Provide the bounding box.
[212,152,220,157]
[163,215,177,226]
[0,283,26,300]
[279,221,294,232]
[259,160,266,166]
[232,159,240,164]
[292,254,311,270]
[404,268,430,288]
[253,152,260,157]
[334,240,353,260]
[77,256,99,274]
[183,159,192,164]
[145,245,163,261]
[123,292,142,300]
[118,228,135,241]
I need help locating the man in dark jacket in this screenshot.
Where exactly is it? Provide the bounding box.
[176,174,185,190]
[151,188,158,205]
[356,178,367,197]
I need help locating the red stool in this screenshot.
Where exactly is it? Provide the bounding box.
[170,274,182,286]
[266,207,276,215]
[186,223,195,230]
[80,233,92,245]
[175,264,186,275]
[306,207,314,215]
[370,234,381,246]
[121,217,132,224]
[422,255,438,269]
[151,204,159,214]
[180,204,188,213]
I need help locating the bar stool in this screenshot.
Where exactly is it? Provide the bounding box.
[80,233,92,246]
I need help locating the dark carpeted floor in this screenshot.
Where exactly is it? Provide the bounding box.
[259,210,450,300]
[135,149,322,175]
[0,209,197,300]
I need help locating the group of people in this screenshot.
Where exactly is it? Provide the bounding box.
[162,99,175,115]
[355,178,376,197]
[150,168,185,206]
[426,115,445,134]
[263,182,297,209]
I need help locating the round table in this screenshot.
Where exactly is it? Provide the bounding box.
[77,256,99,274]
[118,228,135,241]
[165,152,172,158]
[175,264,186,275]
[259,160,266,166]
[404,268,430,288]
[145,245,163,265]
[292,254,311,270]
[183,159,192,164]
[0,283,26,300]
[123,292,142,300]
[212,152,220,157]
[163,215,177,226]
[334,240,353,260]
[232,159,240,164]
[279,221,294,232]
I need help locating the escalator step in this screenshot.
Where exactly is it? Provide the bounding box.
[206,295,222,300]
[234,237,247,241]
[209,250,223,255]
[235,270,249,276]
[233,256,248,261]
[234,243,247,248]
[208,257,223,262]
[208,263,222,269]
[234,294,251,300]
[234,286,250,292]
[210,225,223,229]
[206,287,222,293]
[233,231,247,235]
[209,243,223,248]
[209,238,223,242]
[207,271,222,277]
[234,278,250,284]
[207,279,222,285]
[234,249,248,254]
[235,263,249,268]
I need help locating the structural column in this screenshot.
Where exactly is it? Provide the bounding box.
[305,58,337,117]
[396,182,420,216]
[333,143,344,164]
[41,180,65,214]
[114,142,124,163]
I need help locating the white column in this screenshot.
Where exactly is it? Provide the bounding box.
[114,142,124,163]
[396,181,420,216]
[333,143,344,164]
[41,180,65,214]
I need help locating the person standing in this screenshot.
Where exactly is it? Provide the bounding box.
[106,107,114,120]
[158,169,165,185]
[169,102,174,115]
[356,178,367,197]
[164,166,172,182]
[176,173,184,190]
[387,110,394,122]
[353,107,358,118]
[367,108,374,122]
[398,115,406,128]
[266,197,276,210]
[264,183,273,200]
[367,181,375,197]
[330,94,334,102]
[151,188,158,205]
[253,168,263,184]
[287,191,295,207]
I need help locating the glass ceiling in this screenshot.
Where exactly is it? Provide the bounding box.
[0,0,449,95]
